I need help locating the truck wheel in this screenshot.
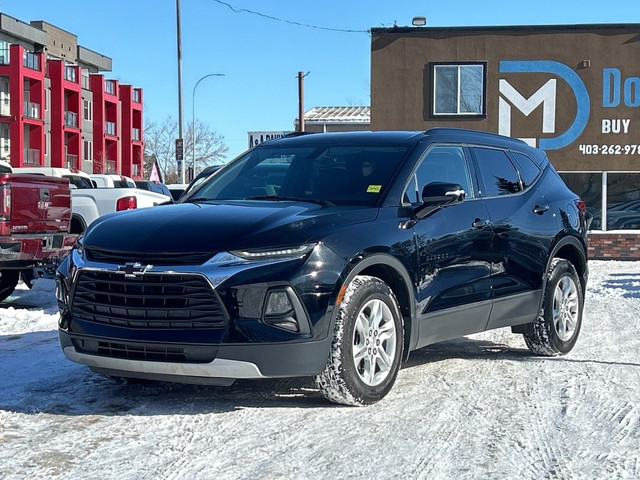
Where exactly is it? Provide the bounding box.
[21,266,56,289]
[523,258,583,356]
[315,275,403,406]
[0,270,19,302]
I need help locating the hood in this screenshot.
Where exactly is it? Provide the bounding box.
[82,201,377,254]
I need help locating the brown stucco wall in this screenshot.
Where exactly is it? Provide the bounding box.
[371,25,640,172]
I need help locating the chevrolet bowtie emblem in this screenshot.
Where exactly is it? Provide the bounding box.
[117,262,153,278]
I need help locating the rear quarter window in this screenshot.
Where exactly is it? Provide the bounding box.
[511,152,542,189]
[472,147,521,197]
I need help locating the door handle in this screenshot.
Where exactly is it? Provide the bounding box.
[532,204,550,215]
[472,218,491,229]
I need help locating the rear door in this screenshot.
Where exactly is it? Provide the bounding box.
[406,145,494,347]
[470,146,558,329]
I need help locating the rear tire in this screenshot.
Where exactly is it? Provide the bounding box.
[523,258,583,356]
[315,275,404,406]
[0,270,20,302]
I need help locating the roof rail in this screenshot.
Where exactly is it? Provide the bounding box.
[425,127,529,146]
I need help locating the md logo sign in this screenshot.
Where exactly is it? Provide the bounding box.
[498,60,590,150]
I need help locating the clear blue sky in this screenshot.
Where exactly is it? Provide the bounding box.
[2,0,638,160]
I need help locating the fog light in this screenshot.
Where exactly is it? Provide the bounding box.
[265,290,293,316]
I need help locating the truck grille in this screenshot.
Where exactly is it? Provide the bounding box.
[71,270,227,329]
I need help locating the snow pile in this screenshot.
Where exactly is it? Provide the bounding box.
[1,262,639,479]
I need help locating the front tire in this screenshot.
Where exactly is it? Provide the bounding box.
[523,258,583,356]
[315,275,404,406]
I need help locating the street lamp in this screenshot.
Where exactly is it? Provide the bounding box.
[190,73,225,183]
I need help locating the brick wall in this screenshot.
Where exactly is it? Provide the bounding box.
[588,233,640,260]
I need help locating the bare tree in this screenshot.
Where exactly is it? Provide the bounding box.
[144,116,228,183]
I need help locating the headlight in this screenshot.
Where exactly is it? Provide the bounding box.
[230,244,315,260]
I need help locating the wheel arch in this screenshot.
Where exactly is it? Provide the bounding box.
[339,254,416,362]
[548,236,588,295]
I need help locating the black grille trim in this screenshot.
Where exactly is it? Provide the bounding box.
[71,270,228,329]
[71,338,217,363]
[85,248,215,266]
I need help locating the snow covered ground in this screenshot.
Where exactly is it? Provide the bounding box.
[0,260,638,479]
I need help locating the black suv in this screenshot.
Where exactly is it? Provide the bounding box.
[56,129,588,406]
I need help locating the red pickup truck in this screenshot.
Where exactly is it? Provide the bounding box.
[0,166,77,301]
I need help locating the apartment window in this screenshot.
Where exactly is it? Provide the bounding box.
[83,140,93,162]
[23,51,40,71]
[64,66,77,83]
[83,99,93,121]
[132,89,141,103]
[105,80,116,95]
[0,41,9,65]
[432,63,485,116]
[81,69,90,90]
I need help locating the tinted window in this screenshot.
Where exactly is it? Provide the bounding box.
[473,147,521,197]
[64,175,93,189]
[511,152,541,189]
[192,145,407,206]
[404,145,474,203]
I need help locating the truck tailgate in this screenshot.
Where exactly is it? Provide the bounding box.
[0,174,72,236]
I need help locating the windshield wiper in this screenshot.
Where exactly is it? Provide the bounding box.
[244,195,334,207]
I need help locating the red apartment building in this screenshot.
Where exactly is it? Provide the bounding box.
[0,14,144,178]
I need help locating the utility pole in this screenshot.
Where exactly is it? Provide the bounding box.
[298,71,305,132]
[176,0,185,183]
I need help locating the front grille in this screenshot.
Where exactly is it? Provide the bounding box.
[85,248,215,266]
[71,270,227,329]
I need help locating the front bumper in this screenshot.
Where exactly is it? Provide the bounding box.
[59,329,332,382]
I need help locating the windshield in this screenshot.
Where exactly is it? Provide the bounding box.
[187,144,408,206]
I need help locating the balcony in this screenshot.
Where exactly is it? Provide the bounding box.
[132,89,141,103]
[106,160,116,173]
[0,95,9,117]
[105,121,116,136]
[23,148,40,166]
[65,154,79,170]
[132,164,140,177]
[105,80,116,95]
[0,48,9,65]
[64,111,78,128]
[132,128,141,141]
[64,66,77,83]
[23,51,40,71]
[23,101,41,120]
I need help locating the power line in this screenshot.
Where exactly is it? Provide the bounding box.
[210,0,370,34]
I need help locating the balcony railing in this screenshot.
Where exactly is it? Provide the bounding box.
[106,160,116,173]
[64,111,78,127]
[132,128,141,141]
[65,66,77,83]
[23,148,40,166]
[0,95,9,117]
[105,121,116,136]
[23,101,41,119]
[65,154,78,170]
[0,48,9,65]
[105,80,116,95]
[132,89,141,103]
[132,164,140,177]
[23,51,40,71]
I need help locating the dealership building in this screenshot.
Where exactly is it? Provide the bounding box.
[371,24,640,259]
[0,14,144,178]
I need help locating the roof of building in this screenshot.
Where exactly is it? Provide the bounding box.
[304,106,370,124]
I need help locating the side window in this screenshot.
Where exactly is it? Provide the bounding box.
[511,152,541,189]
[472,147,521,197]
[403,145,474,204]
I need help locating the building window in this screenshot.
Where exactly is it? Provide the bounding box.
[105,80,116,95]
[83,100,92,121]
[81,69,90,90]
[432,63,485,116]
[0,41,9,65]
[83,140,93,162]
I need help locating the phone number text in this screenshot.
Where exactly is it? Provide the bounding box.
[578,144,640,155]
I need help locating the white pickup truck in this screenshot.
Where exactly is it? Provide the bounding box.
[14,168,171,233]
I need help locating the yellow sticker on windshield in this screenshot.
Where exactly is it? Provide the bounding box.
[367,185,382,193]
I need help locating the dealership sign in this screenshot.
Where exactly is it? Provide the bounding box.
[498,60,640,153]
[248,131,291,148]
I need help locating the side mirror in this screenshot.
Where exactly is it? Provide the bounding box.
[415,182,465,219]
